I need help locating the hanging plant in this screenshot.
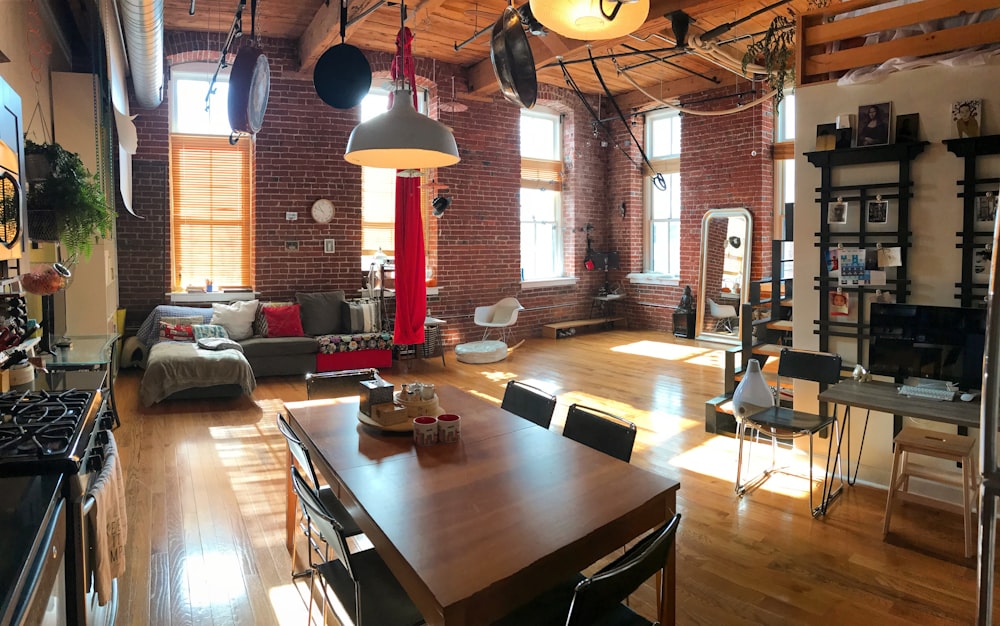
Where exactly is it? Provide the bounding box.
[23,139,115,259]
[742,14,796,106]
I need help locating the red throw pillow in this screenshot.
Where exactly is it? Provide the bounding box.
[159,321,195,342]
[264,303,305,337]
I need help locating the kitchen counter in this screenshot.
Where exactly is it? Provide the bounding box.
[0,474,63,624]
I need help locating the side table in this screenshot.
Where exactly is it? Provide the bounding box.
[43,334,121,427]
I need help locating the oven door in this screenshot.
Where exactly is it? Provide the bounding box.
[12,498,67,626]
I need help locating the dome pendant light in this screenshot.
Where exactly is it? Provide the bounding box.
[529,0,650,41]
[345,85,460,169]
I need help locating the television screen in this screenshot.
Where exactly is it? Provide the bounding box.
[868,303,987,391]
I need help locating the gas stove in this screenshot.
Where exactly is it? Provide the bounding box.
[0,389,102,476]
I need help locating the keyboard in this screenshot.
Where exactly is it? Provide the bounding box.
[898,385,957,402]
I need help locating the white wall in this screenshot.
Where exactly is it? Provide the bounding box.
[793,58,1000,492]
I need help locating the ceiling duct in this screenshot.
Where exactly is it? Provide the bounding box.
[117,0,164,109]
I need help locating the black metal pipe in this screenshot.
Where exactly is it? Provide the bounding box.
[620,43,718,83]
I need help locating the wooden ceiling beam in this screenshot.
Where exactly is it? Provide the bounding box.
[298,0,386,74]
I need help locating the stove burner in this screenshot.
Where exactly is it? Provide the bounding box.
[0,389,96,461]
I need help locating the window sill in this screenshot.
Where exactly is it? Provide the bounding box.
[168,291,259,303]
[521,277,578,290]
[627,273,679,286]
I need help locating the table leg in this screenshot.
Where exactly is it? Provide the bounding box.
[285,447,295,554]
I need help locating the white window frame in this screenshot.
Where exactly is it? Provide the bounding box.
[169,63,232,136]
[641,110,681,278]
[519,108,565,282]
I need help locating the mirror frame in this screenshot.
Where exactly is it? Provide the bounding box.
[696,207,753,344]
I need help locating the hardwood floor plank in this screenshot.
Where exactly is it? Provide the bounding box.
[111,330,1000,624]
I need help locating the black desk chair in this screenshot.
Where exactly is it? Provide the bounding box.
[735,347,844,517]
[501,380,557,429]
[494,513,682,626]
[563,404,637,463]
[291,467,425,626]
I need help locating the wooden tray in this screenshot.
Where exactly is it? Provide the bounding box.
[357,410,414,433]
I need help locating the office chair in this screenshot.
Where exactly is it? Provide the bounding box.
[708,298,738,333]
[474,297,525,343]
[563,404,638,463]
[501,380,557,429]
[735,347,844,517]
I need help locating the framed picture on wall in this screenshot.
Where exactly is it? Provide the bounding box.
[894,113,919,143]
[975,193,997,225]
[856,102,891,147]
[828,201,848,224]
[953,99,982,138]
[867,200,889,224]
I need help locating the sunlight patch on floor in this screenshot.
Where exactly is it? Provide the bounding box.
[182,550,247,607]
[269,582,317,626]
[611,340,718,363]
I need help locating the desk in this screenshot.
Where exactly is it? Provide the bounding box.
[43,334,120,427]
[285,385,679,626]
[590,293,626,321]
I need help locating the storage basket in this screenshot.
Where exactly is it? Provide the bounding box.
[420,324,442,358]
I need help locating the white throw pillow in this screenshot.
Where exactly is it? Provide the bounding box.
[210,300,258,341]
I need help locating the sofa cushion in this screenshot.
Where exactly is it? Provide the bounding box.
[159,321,195,342]
[296,291,346,336]
[239,336,319,358]
[253,301,295,337]
[317,332,393,354]
[211,300,259,341]
[264,304,305,337]
[137,305,213,347]
[192,324,230,340]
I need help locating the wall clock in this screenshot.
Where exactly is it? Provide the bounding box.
[311,198,335,224]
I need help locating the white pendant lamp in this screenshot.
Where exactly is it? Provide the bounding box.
[345,86,460,169]
[529,0,649,41]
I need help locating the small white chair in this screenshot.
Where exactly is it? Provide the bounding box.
[474,297,524,343]
[708,298,738,333]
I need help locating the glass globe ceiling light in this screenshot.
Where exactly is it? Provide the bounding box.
[345,82,460,169]
[529,0,650,40]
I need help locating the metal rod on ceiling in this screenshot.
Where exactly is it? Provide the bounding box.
[597,88,761,123]
[620,43,719,83]
[540,45,684,69]
[454,21,492,51]
[346,0,387,28]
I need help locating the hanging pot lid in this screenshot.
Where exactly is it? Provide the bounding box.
[314,0,373,110]
[490,6,537,109]
[228,45,271,134]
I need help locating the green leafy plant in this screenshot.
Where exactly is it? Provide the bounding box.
[742,14,795,106]
[24,139,115,259]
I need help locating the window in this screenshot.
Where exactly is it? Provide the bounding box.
[520,109,563,280]
[774,92,796,240]
[644,110,681,276]
[169,68,253,290]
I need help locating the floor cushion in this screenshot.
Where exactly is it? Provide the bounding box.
[455,340,508,364]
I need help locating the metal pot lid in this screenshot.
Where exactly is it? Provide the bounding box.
[490,6,537,109]
[229,46,270,134]
[314,43,373,110]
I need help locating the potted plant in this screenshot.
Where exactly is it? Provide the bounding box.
[742,14,795,106]
[24,139,115,259]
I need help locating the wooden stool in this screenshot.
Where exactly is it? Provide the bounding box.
[882,426,978,557]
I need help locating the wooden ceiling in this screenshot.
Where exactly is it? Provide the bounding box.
[164,0,812,104]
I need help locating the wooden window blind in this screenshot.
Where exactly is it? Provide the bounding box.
[169,134,253,290]
[521,157,563,191]
[361,166,397,258]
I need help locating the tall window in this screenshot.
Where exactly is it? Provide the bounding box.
[774,92,796,241]
[645,110,681,276]
[520,109,563,280]
[169,68,253,290]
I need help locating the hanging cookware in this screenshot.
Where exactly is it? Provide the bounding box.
[314,0,372,109]
[490,6,537,109]
[228,45,271,134]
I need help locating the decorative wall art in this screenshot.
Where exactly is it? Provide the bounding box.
[953,99,982,138]
[867,199,889,223]
[975,192,997,224]
[816,123,836,150]
[856,102,891,147]
[894,113,919,143]
[829,201,848,224]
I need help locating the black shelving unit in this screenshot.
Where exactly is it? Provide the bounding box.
[944,134,1000,308]
[806,142,927,362]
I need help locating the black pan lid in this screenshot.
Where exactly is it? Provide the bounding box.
[314,44,373,110]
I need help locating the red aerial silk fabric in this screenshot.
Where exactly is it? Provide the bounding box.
[390,27,426,345]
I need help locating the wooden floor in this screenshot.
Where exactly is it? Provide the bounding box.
[111,330,997,625]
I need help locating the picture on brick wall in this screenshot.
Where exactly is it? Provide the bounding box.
[953,99,982,138]
[856,102,891,147]
[975,192,997,224]
[828,201,848,224]
[866,200,888,224]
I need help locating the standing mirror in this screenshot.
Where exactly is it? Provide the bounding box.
[696,208,752,344]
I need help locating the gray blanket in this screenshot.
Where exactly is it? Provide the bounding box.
[139,341,256,406]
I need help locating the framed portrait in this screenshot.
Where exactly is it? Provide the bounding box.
[974,246,992,283]
[856,102,891,147]
[866,199,888,224]
[828,201,848,224]
[975,193,997,224]
[894,113,919,143]
[953,99,982,138]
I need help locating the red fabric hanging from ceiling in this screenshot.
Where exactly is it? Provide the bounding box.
[390,26,426,346]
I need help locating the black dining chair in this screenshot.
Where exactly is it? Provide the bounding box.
[291,467,425,626]
[276,414,362,578]
[563,403,638,463]
[501,380,558,429]
[494,513,682,626]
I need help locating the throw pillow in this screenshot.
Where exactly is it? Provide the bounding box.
[161,315,204,327]
[254,302,295,337]
[296,291,346,335]
[159,321,195,342]
[210,300,258,341]
[192,324,230,341]
[263,304,305,337]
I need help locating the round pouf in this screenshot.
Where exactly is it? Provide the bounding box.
[455,340,508,364]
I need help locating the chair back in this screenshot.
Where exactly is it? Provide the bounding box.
[708,298,736,318]
[776,348,842,386]
[277,414,321,489]
[501,380,557,428]
[291,466,355,579]
[491,298,524,325]
[305,368,380,400]
[566,513,682,626]
[563,404,637,462]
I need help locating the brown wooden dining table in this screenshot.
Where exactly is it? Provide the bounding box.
[283,384,681,625]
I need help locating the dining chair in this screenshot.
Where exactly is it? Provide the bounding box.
[563,403,637,463]
[277,414,362,578]
[735,347,844,517]
[493,513,682,626]
[291,467,426,626]
[501,380,557,429]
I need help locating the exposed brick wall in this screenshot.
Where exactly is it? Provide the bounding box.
[116,33,777,344]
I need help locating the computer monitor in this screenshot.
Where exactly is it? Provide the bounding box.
[868,303,987,391]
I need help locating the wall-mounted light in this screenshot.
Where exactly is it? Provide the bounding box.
[432,195,452,217]
[529,0,650,41]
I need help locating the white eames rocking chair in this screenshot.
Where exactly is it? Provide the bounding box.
[474,297,525,343]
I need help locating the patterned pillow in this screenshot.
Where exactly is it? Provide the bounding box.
[161,315,204,327]
[253,302,295,337]
[158,321,195,342]
[192,324,230,341]
[263,304,305,337]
